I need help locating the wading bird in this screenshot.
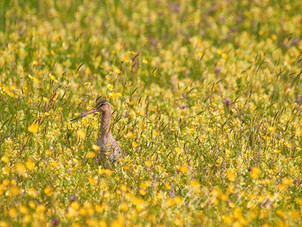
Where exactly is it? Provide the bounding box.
[71,99,124,168]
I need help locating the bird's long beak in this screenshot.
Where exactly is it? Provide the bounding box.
[71,108,97,122]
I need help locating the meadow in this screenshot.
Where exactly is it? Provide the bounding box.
[0,0,301,226]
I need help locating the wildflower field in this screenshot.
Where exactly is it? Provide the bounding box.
[0,0,301,226]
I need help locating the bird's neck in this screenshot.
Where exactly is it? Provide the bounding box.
[99,111,111,137]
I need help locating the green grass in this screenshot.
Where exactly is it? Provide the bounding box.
[0,0,301,226]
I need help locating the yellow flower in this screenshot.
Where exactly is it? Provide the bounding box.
[166,198,175,207]
[36,204,46,214]
[9,186,20,196]
[180,166,188,174]
[77,129,86,139]
[67,207,77,217]
[217,49,222,55]
[89,178,96,186]
[105,169,113,176]
[99,220,107,227]
[92,145,100,151]
[3,179,10,186]
[49,74,58,83]
[174,196,183,205]
[206,127,213,132]
[23,215,31,223]
[210,197,219,205]
[271,34,277,40]
[28,123,39,134]
[29,201,36,209]
[99,169,113,176]
[145,161,151,167]
[268,126,275,132]
[282,178,293,185]
[295,197,302,206]
[188,128,196,133]
[290,210,299,220]
[276,209,285,218]
[143,59,148,64]
[27,74,39,82]
[115,69,121,74]
[70,202,80,210]
[139,189,146,196]
[95,204,102,213]
[16,163,26,176]
[175,147,181,153]
[112,218,123,227]
[211,189,221,197]
[132,141,138,148]
[191,180,200,188]
[45,149,52,155]
[140,181,147,190]
[124,56,129,62]
[27,188,37,197]
[221,194,228,201]
[9,208,18,218]
[133,198,145,211]
[228,202,235,208]
[1,155,9,163]
[51,160,59,168]
[223,215,233,225]
[227,170,236,181]
[87,152,96,158]
[19,205,29,215]
[2,85,15,97]
[0,221,8,227]
[3,166,10,174]
[124,132,133,138]
[251,167,261,178]
[119,202,128,211]
[33,60,39,66]
[44,187,53,196]
[197,52,204,58]
[175,219,183,226]
[107,84,113,90]
[25,160,34,170]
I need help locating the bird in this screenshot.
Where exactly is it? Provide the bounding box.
[71,99,125,168]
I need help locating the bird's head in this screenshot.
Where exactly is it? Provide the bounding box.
[71,99,111,122]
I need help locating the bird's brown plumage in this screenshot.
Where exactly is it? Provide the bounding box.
[71,99,125,168]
